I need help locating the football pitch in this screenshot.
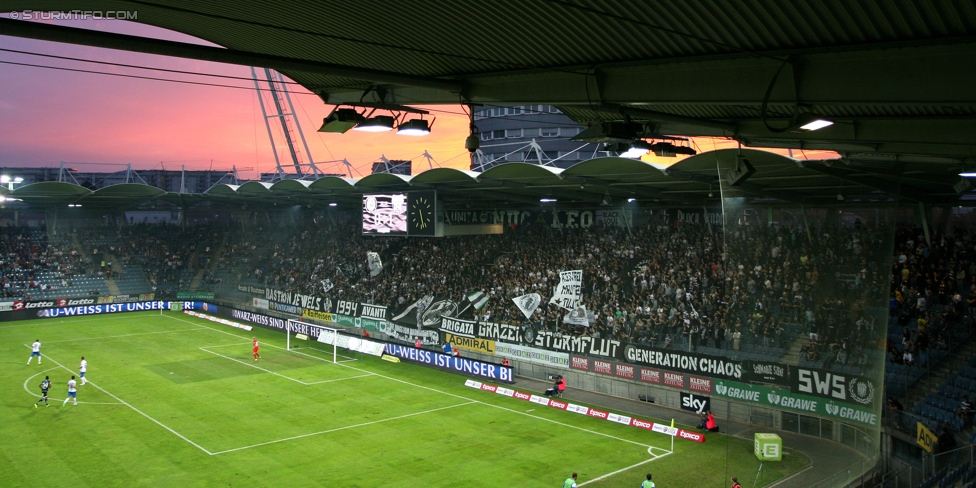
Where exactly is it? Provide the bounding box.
[1,311,810,487]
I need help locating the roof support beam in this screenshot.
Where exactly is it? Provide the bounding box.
[797,161,928,202]
[0,18,463,93]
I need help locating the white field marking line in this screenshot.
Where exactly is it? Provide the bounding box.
[765,464,815,487]
[301,374,375,385]
[42,327,208,344]
[578,447,672,487]
[167,316,662,451]
[21,366,122,405]
[198,345,377,386]
[22,343,213,455]
[198,347,307,385]
[0,313,140,329]
[209,401,476,456]
[284,346,357,363]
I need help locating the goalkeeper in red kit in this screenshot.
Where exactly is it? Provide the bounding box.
[252,337,261,361]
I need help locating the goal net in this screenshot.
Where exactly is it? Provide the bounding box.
[286,319,359,363]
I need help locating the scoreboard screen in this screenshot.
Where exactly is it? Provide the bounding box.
[362,193,407,235]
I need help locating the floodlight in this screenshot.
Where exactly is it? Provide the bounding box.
[352,115,395,132]
[604,140,651,159]
[726,154,755,186]
[540,198,557,203]
[794,113,834,132]
[649,142,696,157]
[397,119,432,136]
[329,202,338,207]
[318,108,365,133]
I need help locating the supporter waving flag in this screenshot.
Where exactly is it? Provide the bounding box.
[563,304,589,326]
[366,251,383,277]
[513,293,542,319]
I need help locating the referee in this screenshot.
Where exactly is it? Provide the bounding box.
[34,375,51,407]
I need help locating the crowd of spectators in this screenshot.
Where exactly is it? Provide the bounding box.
[7,208,972,385]
[0,229,88,299]
[205,210,900,372]
[886,226,976,369]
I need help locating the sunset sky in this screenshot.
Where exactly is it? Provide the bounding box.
[0,17,473,180]
[0,17,834,180]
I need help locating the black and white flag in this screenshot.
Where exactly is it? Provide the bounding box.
[549,270,583,310]
[321,279,334,294]
[367,252,383,277]
[563,304,589,327]
[513,293,542,320]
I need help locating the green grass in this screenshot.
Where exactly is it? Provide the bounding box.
[0,311,809,487]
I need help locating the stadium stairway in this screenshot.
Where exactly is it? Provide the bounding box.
[105,276,121,295]
[780,334,808,366]
[104,252,122,295]
[189,268,205,290]
[905,338,976,422]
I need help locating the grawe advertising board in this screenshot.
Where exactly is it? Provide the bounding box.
[712,379,879,427]
[384,344,513,383]
[464,379,704,443]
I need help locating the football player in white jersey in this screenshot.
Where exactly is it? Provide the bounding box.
[62,376,78,407]
[27,339,41,365]
[79,357,88,385]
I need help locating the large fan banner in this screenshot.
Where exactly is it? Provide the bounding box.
[549,270,582,310]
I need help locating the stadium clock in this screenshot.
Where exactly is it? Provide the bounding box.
[407,190,437,236]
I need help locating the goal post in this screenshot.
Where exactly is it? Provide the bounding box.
[287,319,338,363]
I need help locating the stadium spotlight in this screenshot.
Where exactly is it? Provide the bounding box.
[328,202,338,207]
[649,142,696,157]
[353,115,395,132]
[540,198,557,203]
[627,198,637,203]
[397,118,433,136]
[604,140,650,159]
[1,176,23,190]
[794,113,834,131]
[318,107,365,133]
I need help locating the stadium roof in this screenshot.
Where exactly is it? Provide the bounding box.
[5,151,967,210]
[3,0,976,169]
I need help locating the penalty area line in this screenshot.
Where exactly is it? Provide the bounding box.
[210,401,476,456]
[198,346,376,386]
[198,347,307,385]
[578,447,672,486]
[167,316,664,453]
[168,315,660,449]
